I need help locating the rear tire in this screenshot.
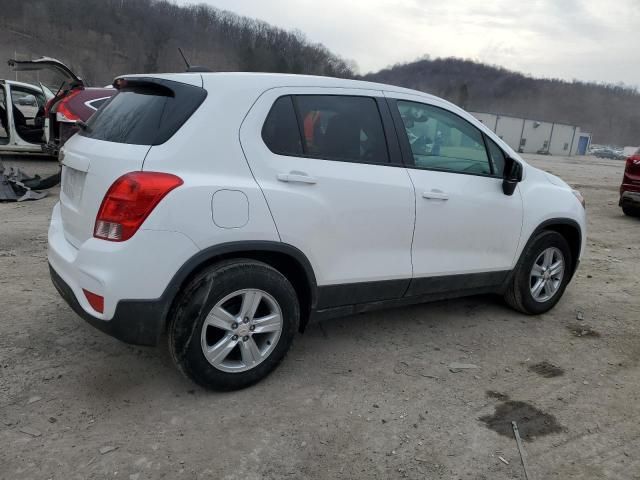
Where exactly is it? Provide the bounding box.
[168,259,299,391]
[622,205,640,217]
[504,231,572,315]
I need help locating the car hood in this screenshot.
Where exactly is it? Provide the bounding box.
[8,57,83,87]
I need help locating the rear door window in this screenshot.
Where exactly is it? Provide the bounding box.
[294,95,389,164]
[262,94,390,165]
[80,79,207,145]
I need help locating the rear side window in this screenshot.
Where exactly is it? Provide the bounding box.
[262,96,303,156]
[80,78,207,145]
[262,95,389,164]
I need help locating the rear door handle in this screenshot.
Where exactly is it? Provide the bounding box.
[422,189,449,201]
[277,171,317,184]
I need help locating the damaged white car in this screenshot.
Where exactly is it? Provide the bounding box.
[0,78,53,155]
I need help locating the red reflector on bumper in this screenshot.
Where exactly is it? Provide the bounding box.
[83,289,104,313]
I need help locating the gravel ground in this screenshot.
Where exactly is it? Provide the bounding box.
[1,154,638,479]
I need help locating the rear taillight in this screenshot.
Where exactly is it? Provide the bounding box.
[94,172,183,242]
[55,90,82,122]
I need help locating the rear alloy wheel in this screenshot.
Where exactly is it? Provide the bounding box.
[200,289,283,373]
[169,260,299,390]
[504,231,572,314]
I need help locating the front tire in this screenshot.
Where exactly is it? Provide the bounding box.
[168,259,299,391]
[504,231,572,314]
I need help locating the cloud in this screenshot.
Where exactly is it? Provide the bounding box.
[172,0,640,86]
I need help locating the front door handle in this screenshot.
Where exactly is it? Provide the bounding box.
[422,189,449,201]
[277,171,317,184]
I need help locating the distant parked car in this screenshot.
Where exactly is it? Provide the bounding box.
[8,57,115,157]
[594,148,626,160]
[49,72,587,390]
[16,94,37,106]
[620,148,640,216]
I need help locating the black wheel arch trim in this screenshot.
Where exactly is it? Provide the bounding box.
[519,217,582,276]
[161,240,319,329]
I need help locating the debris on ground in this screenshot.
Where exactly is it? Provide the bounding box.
[567,324,601,338]
[512,421,532,480]
[394,360,439,378]
[576,311,585,321]
[19,426,42,437]
[0,162,59,202]
[99,445,118,455]
[448,362,480,373]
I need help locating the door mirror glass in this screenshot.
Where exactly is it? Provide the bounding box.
[502,157,522,196]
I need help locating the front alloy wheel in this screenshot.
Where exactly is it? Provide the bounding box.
[529,247,565,303]
[504,230,572,314]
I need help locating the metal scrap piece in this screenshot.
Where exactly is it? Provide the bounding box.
[17,187,47,201]
[0,175,18,201]
[512,421,532,480]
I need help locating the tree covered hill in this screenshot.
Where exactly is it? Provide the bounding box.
[364,57,640,145]
[0,0,353,86]
[1,0,636,144]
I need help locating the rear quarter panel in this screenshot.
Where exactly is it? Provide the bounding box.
[140,76,280,249]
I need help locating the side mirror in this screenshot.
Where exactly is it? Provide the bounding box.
[502,157,522,196]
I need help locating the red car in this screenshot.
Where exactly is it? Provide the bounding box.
[620,147,640,217]
[8,57,115,156]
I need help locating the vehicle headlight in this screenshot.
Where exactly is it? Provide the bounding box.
[572,189,586,209]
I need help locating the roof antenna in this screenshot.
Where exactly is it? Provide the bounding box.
[178,48,190,70]
[177,48,211,73]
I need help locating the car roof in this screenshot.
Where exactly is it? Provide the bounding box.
[1,79,48,91]
[117,71,523,163]
[119,71,445,103]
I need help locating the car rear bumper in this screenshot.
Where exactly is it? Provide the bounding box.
[47,201,200,345]
[50,264,167,346]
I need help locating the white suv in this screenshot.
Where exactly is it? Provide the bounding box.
[48,73,586,390]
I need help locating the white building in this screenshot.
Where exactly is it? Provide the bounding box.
[471,112,591,156]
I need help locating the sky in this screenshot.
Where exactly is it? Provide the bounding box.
[172,0,640,87]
